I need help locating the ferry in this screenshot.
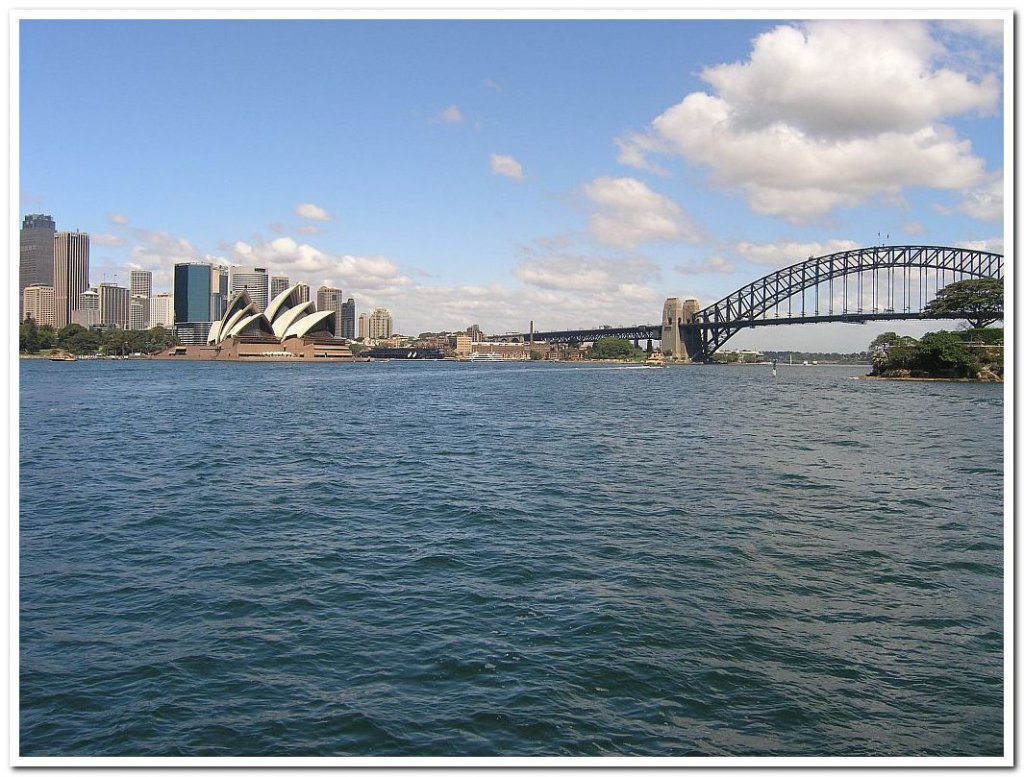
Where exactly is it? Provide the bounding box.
[49,353,77,362]
[468,352,504,362]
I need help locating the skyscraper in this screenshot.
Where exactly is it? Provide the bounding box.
[174,262,213,344]
[270,275,290,300]
[229,266,269,312]
[71,288,100,328]
[130,270,152,329]
[130,295,148,331]
[20,214,56,317]
[53,231,90,330]
[316,286,343,337]
[22,285,56,328]
[150,293,174,329]
[357,313,368,340]
[340,297,356,339]
[99,283,130,330]
[294,282,310,304]
[210,264,230,320]
[368,308,393,339]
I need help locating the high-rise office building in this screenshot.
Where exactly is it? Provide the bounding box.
[150,293,174,328]
[270,275,290,301]
[22,285,56,328]
[229,266,269,312]
[174,262,213,344]
[316,286,343,337]
[130,295,149,331]
[20,214,56,317]
[340,297,356,339]
[294,282,310,304]
[210,264,230,320]
[130,270,152,329]
[99,283,130,329]
[466,323,485,341]
[357,313,368,339]
[368,308,393,340]
[53,231,90,330]
[71,288,100,329]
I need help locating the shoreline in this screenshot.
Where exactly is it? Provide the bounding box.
[857,374,1003,383]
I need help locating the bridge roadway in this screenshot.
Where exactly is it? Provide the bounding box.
[492,312,946,346]
[490,245,1003,360]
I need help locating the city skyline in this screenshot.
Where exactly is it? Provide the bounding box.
[18,14,1007,350]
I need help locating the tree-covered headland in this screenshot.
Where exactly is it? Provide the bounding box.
[19,319,178,357]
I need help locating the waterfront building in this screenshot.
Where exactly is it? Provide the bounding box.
[130,295,149,331]
[270,275,290,301]
[22,284,56,328]
[53,231,90,330]
[20,214,56,318]
[229,266,269,313]
[294,282,310,304]
[357,313,369,340]
[174,262,211,323]
[183,285,351,360]
[150,293,174,329]
[174,262,213,344]
[99,283,130,329]
[210,264,230,320]
[467,323,484,341]
[130,270,152,329]
[367,308,393,340]
[341,298,356,339]
[455,334,472,356]
[71,288,100,328]
[316,286,344,337]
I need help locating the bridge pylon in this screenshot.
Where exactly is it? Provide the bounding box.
[662,298,702,360]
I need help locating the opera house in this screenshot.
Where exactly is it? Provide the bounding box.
[159,285,354,360]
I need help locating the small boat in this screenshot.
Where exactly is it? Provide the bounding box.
[49,353,77,362]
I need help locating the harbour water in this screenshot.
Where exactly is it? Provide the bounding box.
[19,360,1004,758]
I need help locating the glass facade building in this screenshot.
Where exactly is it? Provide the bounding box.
[174,263,212,324]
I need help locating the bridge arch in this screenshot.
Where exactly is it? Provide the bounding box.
[692,245,1004,360]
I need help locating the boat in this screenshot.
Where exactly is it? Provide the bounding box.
[49,353,77,362]
[468,352,504,361]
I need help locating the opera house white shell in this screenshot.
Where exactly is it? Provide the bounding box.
[207,285,338,345]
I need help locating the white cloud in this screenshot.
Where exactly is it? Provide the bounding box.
[514,254,659,293]
[675,256,736,274]
[436,104,464,124]
[229,236,411,291]
[490,153,524,181]
[955,237,1004,254]
[295,203,332,221]
[936,173,1004,222]
[92,233,126,247]
[297,224,322,235]
[482,78,503,92]
[582,177,701,249]
[902,221,926,236]
[618,21,1000,222]
[734,239,861,268]
[109,213,129,225]
[615,132,668,176]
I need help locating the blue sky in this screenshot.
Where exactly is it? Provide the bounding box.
[19,16,1006,350]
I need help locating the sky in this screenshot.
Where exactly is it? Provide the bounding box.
[18,14,1007,351]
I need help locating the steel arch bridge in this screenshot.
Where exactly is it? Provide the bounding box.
[496,245,1004,361]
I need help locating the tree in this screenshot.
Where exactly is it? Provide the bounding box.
[20,318,40,353]
[588,336,640,360]
[914,331,980,378]
[924,278,1003,329]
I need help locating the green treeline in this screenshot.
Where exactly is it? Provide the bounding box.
[19,319,178,356]
[870,328,1003,380]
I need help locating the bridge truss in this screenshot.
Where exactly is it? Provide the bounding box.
[499,246,1004,361]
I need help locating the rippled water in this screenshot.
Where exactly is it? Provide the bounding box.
[19,360,1004,758]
